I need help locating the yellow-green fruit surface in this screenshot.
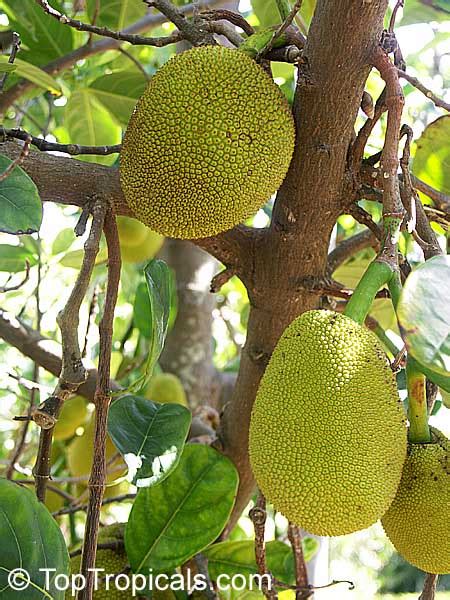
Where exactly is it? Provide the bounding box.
[54,395,89,441]
[145,372,188,407]
[120,46,295,239]
[249,310,407,536]
[382,428,450,574]
[67,417,127,496]
[117,216,164,263]
[68,524,130,599]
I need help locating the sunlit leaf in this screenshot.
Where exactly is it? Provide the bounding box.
[89,71,147,125]
[398,255,450,377]
[125,444,239,574]
[0,57,62,94]
[108,394,191,487]
[413,115,450,196]
[86,0,146,29]
[65,89,122,166]
[0,479,69,599]
[0,245,37,272]
[0,156,42,235]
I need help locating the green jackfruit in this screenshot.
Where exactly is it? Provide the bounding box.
[249,310,407,536]
[117,216,164,263]
[54,395,89,441]
[145,372,188,407]
[68,524,130,599]
[382,428,450,574]
[120,45,295,239]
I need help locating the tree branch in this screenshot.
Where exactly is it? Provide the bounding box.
[398,69,450,113]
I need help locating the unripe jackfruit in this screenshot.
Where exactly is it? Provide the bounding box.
[382,428,450,574]
[120,46,295,239]
[249,310,407,536]
[117,216,164,263]
[145,372,188,407]
[68,524,130,599]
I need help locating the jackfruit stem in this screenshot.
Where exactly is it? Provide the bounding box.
[344,260,394,325]
[406,361,431,443]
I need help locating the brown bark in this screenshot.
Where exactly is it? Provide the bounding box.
[219,0,390,526]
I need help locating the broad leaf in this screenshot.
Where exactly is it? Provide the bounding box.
[108,394,191,487]
[0,245,37,272]
[398,255,450,377]
[133,281,153,339]
[251,0,316,27]
[0,62,17,73]
[51,228,76,255]
[125,444,239,574]
[87,0,146,30]
[65,90,122,166]
[400,0,450,25]
[5,0,73,65]
[0,156,42,235]
[0,479,69,599]
[205,539,318,590]
[90,72,147,125]
[0,57,62,95]
[413,115,450,196]
[129,260,173,391]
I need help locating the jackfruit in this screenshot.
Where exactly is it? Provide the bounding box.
[67,416,127,498]
[54,395,89,441]
[382,427,450,574]
[120,45,295,239]
[68,524,130,599]
[145,372,188,407]
[249,310,407,536]
[117,216,164,263]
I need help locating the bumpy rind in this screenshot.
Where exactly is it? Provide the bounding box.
[249,310,407,536]
[120,46,295,239]
[382,427,450,574]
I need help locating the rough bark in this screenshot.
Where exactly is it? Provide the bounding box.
[219,0,390,527]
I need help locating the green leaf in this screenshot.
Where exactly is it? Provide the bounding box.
[251,0,280,27]
[59,248,107,269]
[0,62,17,73]
[107,394,191,487]
[413,115,450,196]
[205,539,318,590]
[410,356,450,393]
[65,89,122,166]
[133,281,153,339]
[0,478,69,599]
[90,72,147,125]
[0,156,42,235]
[398,255,450,377]
[2,57,62,95]
[86,0,146,29]
[125,444,239,574]
[129,260,173,391]
[51,228,76,255]
[400,0,450,25]
[4,0,73,65]
[0,245,37,272]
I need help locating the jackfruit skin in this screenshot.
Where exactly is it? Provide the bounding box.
[117,216,164,263]
[145,372,188,407]
[68,524,131,599]
[382,428,450,574]
[54,395,89,441]
[249,310,407,536]
[120,45,295,239]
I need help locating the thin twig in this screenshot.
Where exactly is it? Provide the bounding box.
[0,261,30,293]
[0,136,31,182]
[78,210,121,600]
[352,87,387,167]
[53,492,136,517]
[287,524,310,600]
[249,494,277,600]
[200,9,254,36]
[2,128,121,155]
[399,124,417,233]
[0,31,20,93]
[117,47,150,80]
[389,0,404,32]
[327,229,379,275]
[210,267,236,293]
[145,0,216,46]
[258,0,304,58]
[411,174,450,212]
[34,0,183,46]
[398,69,450,113]
[419,573,438,600]
[32,203,107,502]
